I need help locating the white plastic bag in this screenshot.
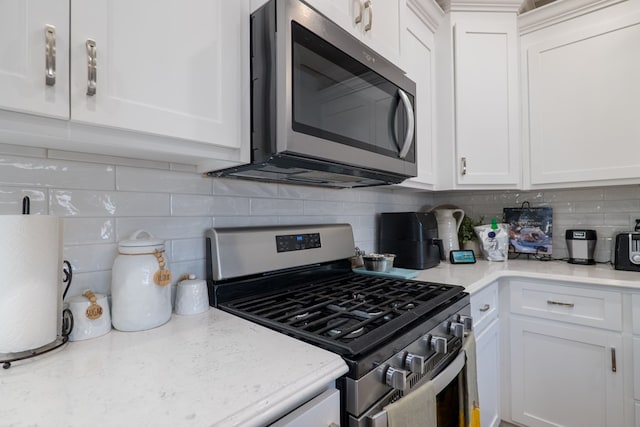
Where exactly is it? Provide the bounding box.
[474,219,509,261]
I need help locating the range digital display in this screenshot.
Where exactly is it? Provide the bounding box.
[276,233,321,252]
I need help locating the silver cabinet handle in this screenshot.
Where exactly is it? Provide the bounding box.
[45,25,56,86]
[547,300,575,308]
[397,89,415,159]
[86,39,97,96]
[461,157,467,175]
[611,348,617,373]
[479,304,490,312]
[355,0,364,24]
[364,0,373,32]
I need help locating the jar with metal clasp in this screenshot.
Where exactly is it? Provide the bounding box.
[111,230,173,332]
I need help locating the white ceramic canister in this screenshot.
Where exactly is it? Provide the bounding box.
[175,275,209,316]
[67,290,111,341]
[111,230,172,332]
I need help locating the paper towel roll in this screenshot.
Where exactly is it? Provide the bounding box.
[0,215,62,353]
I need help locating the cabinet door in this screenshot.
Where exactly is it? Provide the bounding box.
[70,0,247,148]
[510,317,623,427]
[398,5,435,189]
[476,317,500,427]
[453,18,520,186]
[525,11,640,187]
[0,0,69,119]
[305,0,402,65]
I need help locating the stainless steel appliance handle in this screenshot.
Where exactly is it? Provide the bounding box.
[368,351,466,427]
[45,25,56,86]
[397,89,415,159]
[86,39,97,96]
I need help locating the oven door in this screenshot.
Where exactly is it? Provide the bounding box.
[363,350,472,427]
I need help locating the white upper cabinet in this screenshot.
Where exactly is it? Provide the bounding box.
[520,0,640,188]
[0,0,249,169]
[435,2,521,190]
[397,0,443,190]
[70,1,246,150]
[305,0,403,66]
[0,0,69,119]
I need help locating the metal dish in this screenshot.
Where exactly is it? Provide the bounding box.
[363,253,395,272]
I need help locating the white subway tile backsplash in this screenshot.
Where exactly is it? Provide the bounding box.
[172,194,250,216]
[116,217,213,241]
[117,166,212,194]
[214,177,278,197]
[63,218,115,245]
[250,198,304,216]
[48,149,170,170]
[303,200,344,215]
[278,183,325,200]
[0,155,115,189]
[0,187,47,214]
[4,146,640,296]
[65,270,112,299]
[64,243,118,274]
[171,238,206,262]
[50,190,171,217]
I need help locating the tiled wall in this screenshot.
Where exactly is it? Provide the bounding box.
[3,142,640,298]
[432,187,640,263]
[0,144,431,298]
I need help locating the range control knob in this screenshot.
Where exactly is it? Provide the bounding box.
[425,335,447,354]
[385,366,408,391]
[405,353,426,374]
[459,315,473,332]
[449,322,464,338]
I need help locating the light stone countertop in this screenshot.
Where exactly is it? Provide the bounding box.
[3,259,639,427]
[0,308,348,427]
[413,258,640,293]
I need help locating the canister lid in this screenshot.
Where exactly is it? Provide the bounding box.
[118,229,165,253]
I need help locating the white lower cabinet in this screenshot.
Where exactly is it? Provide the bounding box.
[476,316,500,427]
[471,281,500,427]
[510,317,623,427]
[508,279,624,427]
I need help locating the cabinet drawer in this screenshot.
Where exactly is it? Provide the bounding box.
[634,338,640,401]
[509,279,622,331]
[470,282,499,333]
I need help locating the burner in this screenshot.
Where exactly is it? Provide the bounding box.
[326,318,365,339]
[289,311,311,322]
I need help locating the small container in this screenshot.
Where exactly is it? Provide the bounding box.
[111,230,173,332]
[66,290,111,341]
[363,253,395,272]
[175,275,209,316]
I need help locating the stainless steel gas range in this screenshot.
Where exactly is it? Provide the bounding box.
[206,224,473,427]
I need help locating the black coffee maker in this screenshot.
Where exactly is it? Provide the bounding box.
[378,212,445,270]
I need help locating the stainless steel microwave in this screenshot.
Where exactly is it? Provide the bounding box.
[206,0,417,188]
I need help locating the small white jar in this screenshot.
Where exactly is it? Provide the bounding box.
[111,230,172,332]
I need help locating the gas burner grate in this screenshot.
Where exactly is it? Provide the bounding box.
[220,272,465,356]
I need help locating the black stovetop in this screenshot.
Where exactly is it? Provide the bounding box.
[215,263,466,359]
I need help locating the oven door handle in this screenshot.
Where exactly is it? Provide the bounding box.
[368,351,466,427]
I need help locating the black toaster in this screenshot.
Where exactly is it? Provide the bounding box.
[613,232,640,271]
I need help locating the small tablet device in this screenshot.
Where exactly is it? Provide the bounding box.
[449,250,476,264]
